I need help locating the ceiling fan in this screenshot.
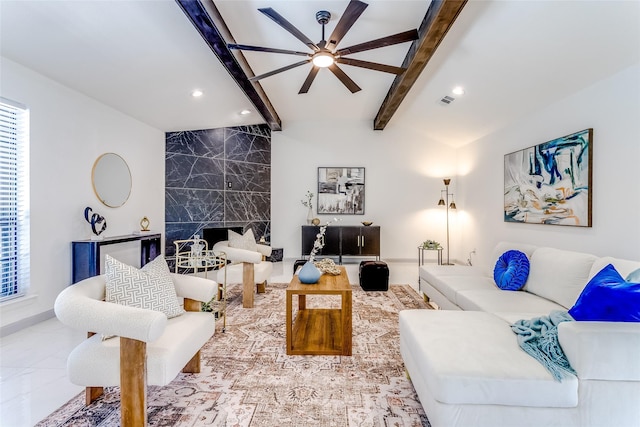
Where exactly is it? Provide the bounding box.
[228,0,419,94]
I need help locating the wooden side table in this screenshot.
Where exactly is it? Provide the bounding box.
[286,266,352,356]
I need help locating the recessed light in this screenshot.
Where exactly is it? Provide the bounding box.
[452,86,465,96]
[240,109,251,115]
[191,89,203,98]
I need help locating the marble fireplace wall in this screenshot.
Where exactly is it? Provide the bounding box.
[164,124,271,259]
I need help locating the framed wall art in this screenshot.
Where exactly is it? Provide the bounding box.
[504,128,593,227]
[317,167,365,215]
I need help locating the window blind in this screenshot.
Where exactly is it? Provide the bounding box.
[0,97,30,301]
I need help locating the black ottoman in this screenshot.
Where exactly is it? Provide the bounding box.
[359,260,389,291]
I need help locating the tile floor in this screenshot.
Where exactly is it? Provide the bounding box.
[0,259,419,426]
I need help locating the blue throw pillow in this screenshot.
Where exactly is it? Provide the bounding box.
[493,250,530,291]
[569,264,640,322]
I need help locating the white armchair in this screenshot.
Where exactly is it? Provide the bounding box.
[54,273,217,427]
[212,240,273,308]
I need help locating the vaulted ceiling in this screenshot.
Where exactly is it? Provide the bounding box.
[1,1,638,147]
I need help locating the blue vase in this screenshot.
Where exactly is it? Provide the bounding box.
[298,261,322,284]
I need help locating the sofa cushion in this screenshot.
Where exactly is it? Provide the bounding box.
[218,260,273,284]
[558,320,640,381]
[228,228,257,251]
[628,268,640,282]
[589,256,640,281]
[568,264,640,322]
[67,311,215,387]
[457,289,565,315]
[525,248,597,309]
[420,270,497,306]
[493,250,530,290]
[105,254,185,319]
[399,310,578,407]
[420,265,484,279]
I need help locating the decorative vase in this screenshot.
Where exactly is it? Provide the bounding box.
[298,260,322,284]
[306,206,313,224]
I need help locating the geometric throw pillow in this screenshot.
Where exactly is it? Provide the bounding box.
[493,250,530,291]
[568,263,640,322]
[105,254,184,319]
[228,228,257,251]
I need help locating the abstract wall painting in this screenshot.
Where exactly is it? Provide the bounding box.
[317,167,365,215]
[504,128,593,227]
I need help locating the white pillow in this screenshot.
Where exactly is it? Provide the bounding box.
[228,228,257,251]
[105,254,185,319]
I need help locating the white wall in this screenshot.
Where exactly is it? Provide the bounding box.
[457,63,640,270]
[0,58,165,332]
[2,56,637,332]
[272,64,640,268]
[271,119,458,261]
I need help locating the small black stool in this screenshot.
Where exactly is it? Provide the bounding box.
[293,259,307,274]
[359,260,389,291]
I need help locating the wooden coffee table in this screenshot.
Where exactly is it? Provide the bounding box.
[286,266,352,356]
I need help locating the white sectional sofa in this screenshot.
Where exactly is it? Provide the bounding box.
[400,242,640,427]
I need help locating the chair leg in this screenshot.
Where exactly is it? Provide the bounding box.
[182,350,201,373]
[256,281,266,294]
[85,387,104,405]
[120,337,147,427]
[242,262,255,308]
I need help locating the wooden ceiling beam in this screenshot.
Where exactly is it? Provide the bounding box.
[176,0,282,131]
[373,0,467,130]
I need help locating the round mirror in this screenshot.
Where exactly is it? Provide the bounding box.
[92,153,132,208]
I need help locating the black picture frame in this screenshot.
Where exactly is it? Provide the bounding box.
[317,167,365,215]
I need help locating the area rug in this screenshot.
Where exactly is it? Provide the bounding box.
[37,283,431,426]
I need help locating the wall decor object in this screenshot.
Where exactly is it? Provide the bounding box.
[300,190,314,224]
[91,153,131,208]
[140,216,150,231]
[84,206,107,239]
[504,128,593,227]
[317,167,365,215]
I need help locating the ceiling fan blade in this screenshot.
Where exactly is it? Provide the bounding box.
[258,7,319,51]
[328,64,361,93]
[336,29,419,56]
[299,67,320,94]
[336,58,405,75]
[326,0,369,51]
[228,44,311,57]
[249,59,311,82]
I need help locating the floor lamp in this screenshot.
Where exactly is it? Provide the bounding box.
[438,178,456,265]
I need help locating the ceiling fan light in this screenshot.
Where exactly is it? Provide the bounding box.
[312,51,334,68]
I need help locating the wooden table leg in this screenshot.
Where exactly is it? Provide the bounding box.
[286,291,293,354]
[342,290,352,356]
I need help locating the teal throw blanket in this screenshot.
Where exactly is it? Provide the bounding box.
[511,311,576,381]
